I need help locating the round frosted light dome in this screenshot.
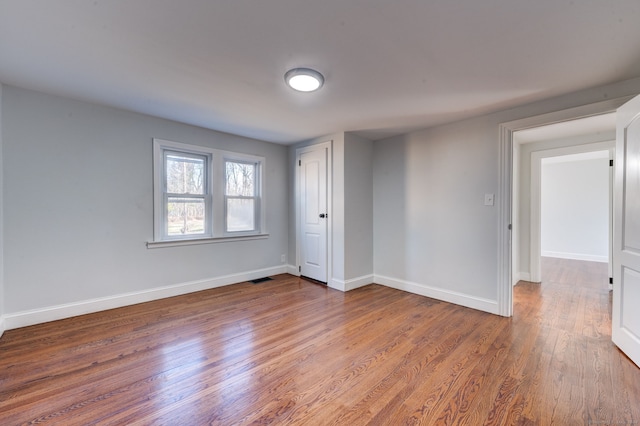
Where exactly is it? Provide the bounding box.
[285,68,324,92]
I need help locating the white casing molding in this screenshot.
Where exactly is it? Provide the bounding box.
[498,124,513,316]
[0,316,5,338]
[3,265,287,331]
[374,274,499,315]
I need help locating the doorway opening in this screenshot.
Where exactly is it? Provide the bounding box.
[515,140,615,287]
[539,150,613,289]
[497,96,633,317]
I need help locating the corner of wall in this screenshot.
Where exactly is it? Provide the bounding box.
[343,132,374,281]
[286,264,299,276]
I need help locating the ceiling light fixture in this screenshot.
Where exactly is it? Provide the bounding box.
[284,68,324,92]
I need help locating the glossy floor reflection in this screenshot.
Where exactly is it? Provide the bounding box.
[0,260,638,425]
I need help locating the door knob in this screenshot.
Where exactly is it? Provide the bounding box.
[319,213,326,218]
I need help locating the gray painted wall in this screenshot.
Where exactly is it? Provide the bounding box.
[2,76,640,327]
[373,77,640,308]
[374,119,500,300]
[344,133,373,281]
[2,86,288,315]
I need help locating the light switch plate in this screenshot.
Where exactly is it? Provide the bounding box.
[484,193,494,206]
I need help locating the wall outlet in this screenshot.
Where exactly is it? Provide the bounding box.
[484,193,495,206]
[281,254,286,263]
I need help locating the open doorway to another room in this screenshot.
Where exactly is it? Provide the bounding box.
[509,113,616,349]
[511,113,616,289]
[539,150,612,294]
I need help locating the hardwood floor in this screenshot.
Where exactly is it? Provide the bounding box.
[1,259,639,425]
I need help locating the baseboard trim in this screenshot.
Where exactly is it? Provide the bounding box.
[286,264,300,276]
[374,274,499,315]
[541,251,608,263]
[328,278,345,291]
[329,274,374,292]
[3,265,287,331]
[514,272,532,285]
[345,274,374,291]
[0,316,5,339]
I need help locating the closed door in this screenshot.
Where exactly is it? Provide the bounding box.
[613,94,640,368]
[298,144,329,283]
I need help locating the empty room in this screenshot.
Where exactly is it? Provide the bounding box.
[1,1,640,424]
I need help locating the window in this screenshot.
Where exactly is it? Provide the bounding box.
[225,160,259,233]
[165,151,210,237]
[152,139,265,245]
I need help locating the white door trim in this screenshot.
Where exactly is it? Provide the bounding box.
[498,96,633,317]
[295,141,332,283]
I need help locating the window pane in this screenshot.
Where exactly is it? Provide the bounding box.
[225,161,255,196]
[227,198,255,232]
[167,197,206,236]
[166,153,205,195]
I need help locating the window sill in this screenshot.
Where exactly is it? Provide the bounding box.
[147,233,269,249]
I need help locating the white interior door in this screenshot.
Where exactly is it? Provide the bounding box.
[298,145,328,283]
[613,94,640,368]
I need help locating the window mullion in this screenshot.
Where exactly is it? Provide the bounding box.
[212,155,225,237]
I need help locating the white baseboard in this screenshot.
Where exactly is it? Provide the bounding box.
[3,265,287,331]
[345,274,374,291]
[328,279,344,291]
[541,251,608,263]
[513,272,532,285]
[374,274,499,315]
[286,264,300,276]
[0,315,5,339]
[329,274,373,292]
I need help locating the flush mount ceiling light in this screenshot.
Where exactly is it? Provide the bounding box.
[284,68,324,92]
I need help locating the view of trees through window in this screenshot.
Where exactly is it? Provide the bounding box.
[225,161,256,232]
[166,152,206,236]
[154,139,264,242]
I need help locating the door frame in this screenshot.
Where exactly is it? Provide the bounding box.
[497,96,634,316]
[295,141,332,283]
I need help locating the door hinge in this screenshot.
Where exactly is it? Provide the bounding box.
[508,224,512,230]
[299,265,301,273]
[610,159,614,167]
[609,277,613,284]
[299,159,301,166]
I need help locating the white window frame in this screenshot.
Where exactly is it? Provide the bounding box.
[150,139,267,248]
[223,155,262,236]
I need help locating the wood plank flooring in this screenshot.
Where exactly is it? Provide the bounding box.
[1,258,639,425]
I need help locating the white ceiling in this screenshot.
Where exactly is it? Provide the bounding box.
[1,0,639,144]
